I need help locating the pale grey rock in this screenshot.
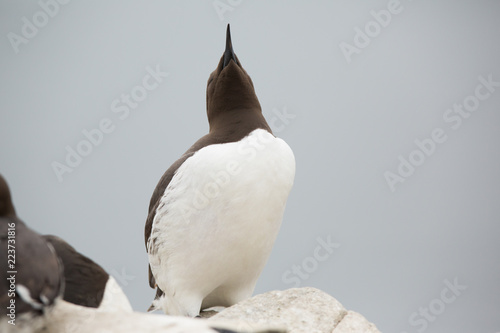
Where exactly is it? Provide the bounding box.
[37,289,380,333]
[210,287,381,333]
[38,300,283,333]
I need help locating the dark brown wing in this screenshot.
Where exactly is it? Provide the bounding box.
[42,235,109,308]
[144,133,219,288]
[144,151,195,288]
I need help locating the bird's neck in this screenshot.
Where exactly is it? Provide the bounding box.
[208,108,272,138]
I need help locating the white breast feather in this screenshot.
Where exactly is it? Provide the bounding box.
[148,129,295,316]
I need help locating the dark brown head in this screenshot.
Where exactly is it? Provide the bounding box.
[206,24,270,135]
[0,174,16,217]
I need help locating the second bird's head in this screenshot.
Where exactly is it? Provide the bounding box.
[206,24,262,125]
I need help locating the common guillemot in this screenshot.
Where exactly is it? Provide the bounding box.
[0,174,64,332]
[145,25,295,316]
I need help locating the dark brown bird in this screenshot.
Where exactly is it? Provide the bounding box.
[0,174,63,330]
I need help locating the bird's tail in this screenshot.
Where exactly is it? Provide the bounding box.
[147,287,164,312]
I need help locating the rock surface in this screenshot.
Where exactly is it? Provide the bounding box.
[33,288,380,333]
[210,287,381,333]
[38,300,283,333]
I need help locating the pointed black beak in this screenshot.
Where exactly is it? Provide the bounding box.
[223,24,237,69]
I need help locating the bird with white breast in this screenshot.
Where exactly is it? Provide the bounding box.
[145,24,295,317]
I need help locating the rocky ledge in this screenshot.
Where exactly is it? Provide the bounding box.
[37,287,380,333]
[209,287,381,333]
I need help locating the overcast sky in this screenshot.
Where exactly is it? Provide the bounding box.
[1,1,499,332]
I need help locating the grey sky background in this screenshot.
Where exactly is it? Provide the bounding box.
[1,1,499,332]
